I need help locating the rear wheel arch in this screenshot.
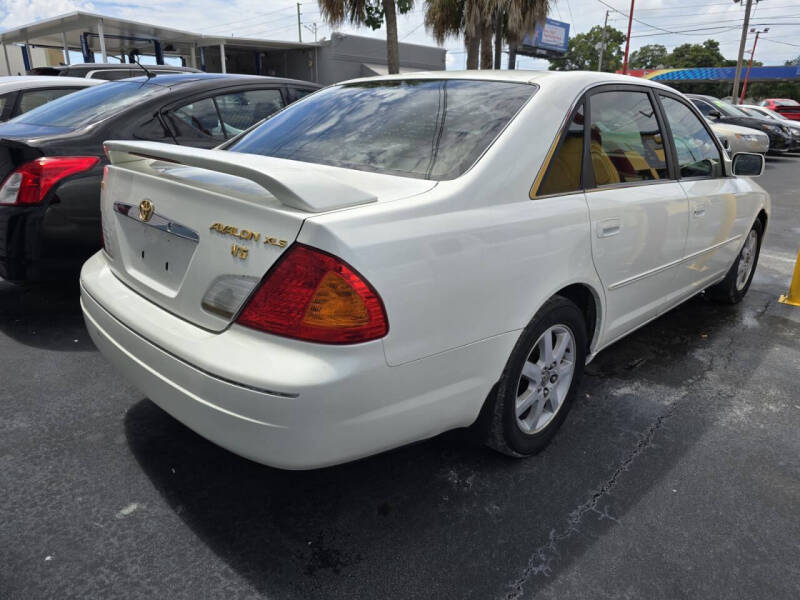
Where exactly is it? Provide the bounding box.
[471,284,600,439]
[552,283,601,352]
[756,208,768,232]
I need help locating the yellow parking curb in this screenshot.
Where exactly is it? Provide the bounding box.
[778,248,800,307]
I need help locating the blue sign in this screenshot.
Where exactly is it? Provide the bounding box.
[521,18,570,56]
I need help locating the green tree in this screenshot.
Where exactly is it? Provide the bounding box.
[319,0,414,74]
[549,25,625,72]
[667,40,725,68]
[629,44,668,69]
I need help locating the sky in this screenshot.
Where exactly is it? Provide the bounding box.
[1,0,799,70]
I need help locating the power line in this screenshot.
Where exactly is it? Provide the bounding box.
[204,4,298,32]
[594,0,690,36]
[759,37,800,48]
[400,21,426,41]
[630,26,741,39]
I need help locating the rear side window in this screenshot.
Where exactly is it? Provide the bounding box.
[538,103,584,196]
[89,69,134,81]
[214,89,283,136]
[660,96,723,178]
[19,88,78,114]
[589,90,668,186]
[14,82,164,129]
[230,79,535,180]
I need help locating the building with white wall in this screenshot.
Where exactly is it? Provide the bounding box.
[0,11,445,84]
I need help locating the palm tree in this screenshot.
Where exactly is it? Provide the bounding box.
[318,0,414,74]
[424,0,487,69]
[424,0,548,70]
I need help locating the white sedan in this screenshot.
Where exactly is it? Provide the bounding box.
[708,119,770,155]
[80,71,769,469]
[0,76,103,121]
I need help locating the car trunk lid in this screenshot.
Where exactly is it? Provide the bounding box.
[100,140,435,331]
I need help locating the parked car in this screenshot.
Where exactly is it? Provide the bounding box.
[81,71,769,469]
[687,94,794,152]
[759,98,800,121]
[707,119,769,155]
[0,73,319,281]
[28,63,201,81]
[739,104,800,149]
[0,76,104,121]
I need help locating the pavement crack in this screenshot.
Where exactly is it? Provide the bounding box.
[502,401,681,600]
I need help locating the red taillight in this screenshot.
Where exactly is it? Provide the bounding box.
[236,244,388,344]
[0,156,100,206]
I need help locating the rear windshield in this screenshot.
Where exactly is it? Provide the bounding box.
[13,81,165,129]
[230,79,535,180]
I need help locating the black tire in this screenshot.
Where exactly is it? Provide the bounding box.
[708,219,763,305]
[485,295,587,457]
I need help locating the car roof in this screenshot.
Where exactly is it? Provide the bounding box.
[65,63,198,71]
[340,69,678,94]
[0,75,104,91]
[120,72,320,88]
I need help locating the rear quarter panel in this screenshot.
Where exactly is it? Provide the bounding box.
[299,84,604,367]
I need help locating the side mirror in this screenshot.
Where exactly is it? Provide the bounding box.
[708,109,722,119]
[732,152,765,177]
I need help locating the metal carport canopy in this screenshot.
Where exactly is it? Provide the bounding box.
[0,10,318,68]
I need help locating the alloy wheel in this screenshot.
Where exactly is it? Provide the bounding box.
[515,324,576,434]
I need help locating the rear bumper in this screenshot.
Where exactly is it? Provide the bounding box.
[80,252,514,469]
[0,201,99,281]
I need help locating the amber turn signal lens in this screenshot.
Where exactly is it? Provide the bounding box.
[236,243,388,344]
[302,271,369,328]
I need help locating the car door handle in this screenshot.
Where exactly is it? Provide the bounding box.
[597,218,621,238]
[692,201,707,217]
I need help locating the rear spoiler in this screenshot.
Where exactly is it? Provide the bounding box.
[103,140,377,213]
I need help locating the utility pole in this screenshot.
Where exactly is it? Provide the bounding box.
[597,10,610,72]
[731,0,754,104]
[622,0,635,74]
[740,27,768,103]
[304,22,318,42]
[297,3,302,43]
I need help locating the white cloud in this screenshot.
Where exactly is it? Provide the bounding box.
[0,0,95,29]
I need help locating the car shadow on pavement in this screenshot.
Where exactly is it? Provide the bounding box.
[122,291,777,599]
[0,279,94,352]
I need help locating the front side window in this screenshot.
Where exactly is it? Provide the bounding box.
[230,79,535,180]
[214,89,283,137]
[589,90,668,186]
[537,103,584,196]
[165,97,226,142]
[287,87,315,103]
[660,96,723,178]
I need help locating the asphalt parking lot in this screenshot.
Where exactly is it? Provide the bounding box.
[2,158,799,600]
